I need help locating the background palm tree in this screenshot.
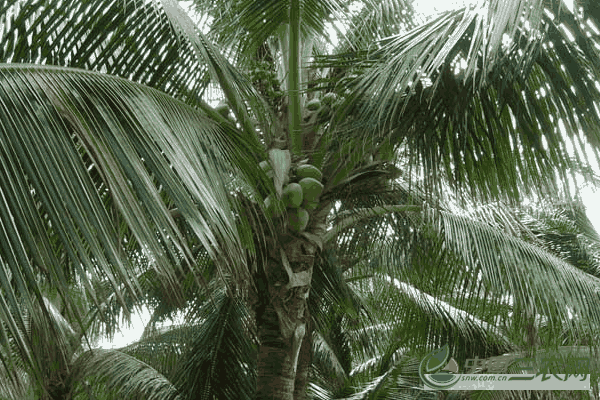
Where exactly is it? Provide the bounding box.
[0,273,181,400]
[1,0,600,399]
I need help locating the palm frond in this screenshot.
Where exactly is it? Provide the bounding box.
[324,172,428,270]
[520,199,600,277]
[324,205,421,243]
[159,0,276,141]
[172,289,256,400]
[2,0,276,141]
[333,0,417,52]
[326,178,600,350]
[345,265,513,361]
[0,64,263,375]
[433,208,600,343]
[122,324,199,381]
[325,0,600,201]
[311,330,349,392]
[0,295,78,399]
[0,0,210,106]
[0,364,31,400]
[192,0,347,58]
[310,249,367,327]
[71,348,179,399]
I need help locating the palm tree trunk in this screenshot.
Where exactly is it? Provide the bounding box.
[293,317,312,400]
[255,304,306,400]
[255,235,316,400]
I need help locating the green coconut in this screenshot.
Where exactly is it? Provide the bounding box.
[289,208,310,232]
[306,98,321,111]
[282,183,303,208]
[298,177,323,203]
[296,164,322,181]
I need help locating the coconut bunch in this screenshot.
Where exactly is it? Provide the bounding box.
[304,92,338,122]
[261,161,324,232]
[306,92,337,110]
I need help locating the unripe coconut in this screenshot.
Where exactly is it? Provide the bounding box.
[298,177,323,203]
[282,183,303,208]
[288,208,310,232]
[322,92,337,105]
[296,164,322,181]
[306,98,321,111]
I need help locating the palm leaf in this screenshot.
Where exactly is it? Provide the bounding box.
[159,0,276,141]
[0,64,262,376]
[323,0,600,201]
[434,209,600,316]
[333,0,417,52]
[0,288,103,399]
[192,0,348,58]
[342,258,513,363]
[2,0,275,141]
[0,364,31,400]
[0,0,210,106]
[520,199,600,278]
[326,194,600,361]
[172,289,256,400]
[71,348,179,399]
[311,330,349,392]
[121,324,199,381]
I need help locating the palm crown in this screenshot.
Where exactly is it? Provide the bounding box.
[1,0,600,398]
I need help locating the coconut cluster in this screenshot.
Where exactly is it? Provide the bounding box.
[261,162,324,232]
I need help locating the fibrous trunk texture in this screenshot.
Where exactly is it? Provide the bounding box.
[255,235,316,400]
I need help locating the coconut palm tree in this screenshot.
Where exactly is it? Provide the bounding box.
[1,0,600,399]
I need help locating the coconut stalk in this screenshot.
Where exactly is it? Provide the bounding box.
[288,0,302,155]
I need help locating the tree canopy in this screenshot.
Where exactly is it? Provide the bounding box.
[1,0,600,398]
